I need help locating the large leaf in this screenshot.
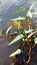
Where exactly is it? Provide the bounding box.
[8,34,24,45]
[34,37,37,44]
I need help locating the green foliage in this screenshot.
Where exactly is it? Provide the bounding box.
[22,29,28,42]
[15,8,26,14]
[34,37,37,44]
[25,16,31,20]
[8,34,24,45]
[8,29,29,45]
[14,8,31,20]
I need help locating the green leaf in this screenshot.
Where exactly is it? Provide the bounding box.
[9,49,21,57]
[15,8,26,14]
[34,37,37,44]
[6,26,12,35]
[26,16,30,20]
[8,34,24,45]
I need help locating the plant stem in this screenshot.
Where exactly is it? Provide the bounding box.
[26,40,32,64]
